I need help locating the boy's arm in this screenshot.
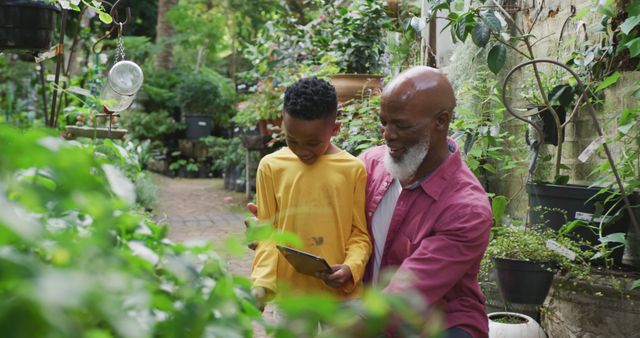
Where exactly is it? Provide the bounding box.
[250,162,279,296]
[341,166,372,293]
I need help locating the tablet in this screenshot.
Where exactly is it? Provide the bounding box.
[276,245,333,276]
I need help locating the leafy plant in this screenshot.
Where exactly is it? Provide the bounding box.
[120,110,184,144]
[333,96,385,157]
[481,226,591,281]
[169,159,187,171]
[202,136,246,173]
[176,71,235,126]
[330,0,390,74]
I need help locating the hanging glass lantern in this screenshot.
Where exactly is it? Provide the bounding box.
[100,60,143,112]
[99,23,143,113]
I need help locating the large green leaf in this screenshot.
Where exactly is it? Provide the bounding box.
[599,232,626,244]
[472,23,491,47]
[595,71,620,92]
[481,11,501,32]
[491,195,508,225]
[620,15,640,35]
[625,37,640,57]
[487,44,507,73]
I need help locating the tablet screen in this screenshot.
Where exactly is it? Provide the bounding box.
[276,245,333,276]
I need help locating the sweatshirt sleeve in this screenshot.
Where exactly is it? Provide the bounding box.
[250,161,279,294]
[342,165,372,293]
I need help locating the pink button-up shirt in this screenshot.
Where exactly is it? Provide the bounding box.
[360,141,491,338]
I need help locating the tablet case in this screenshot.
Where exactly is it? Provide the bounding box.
[276,245,332,276]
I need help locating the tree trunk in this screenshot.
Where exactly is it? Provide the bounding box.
[155,0,178,70]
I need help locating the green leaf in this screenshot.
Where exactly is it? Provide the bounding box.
[575,7,590,20]
[595,71,620,92]
[482,11,502,32]
[625,37,640,57]
[631,2,640,16]
[599,232,626,244]
[554,175,570,185]
[631,279,640,290]
[491,195,508,225]
[596,3,615,17]
[98,12,113,24]
[472,23,491,47]
[487,44,507,74]
[620,15,640,35]
[619,108,638,126]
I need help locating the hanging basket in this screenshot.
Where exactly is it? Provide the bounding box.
[0,0,60,52]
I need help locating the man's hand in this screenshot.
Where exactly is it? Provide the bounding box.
[251,286,268,312]
[245,202,258,250]
[318,264,352,288]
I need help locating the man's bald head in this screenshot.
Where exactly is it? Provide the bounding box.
[381,66,456,118]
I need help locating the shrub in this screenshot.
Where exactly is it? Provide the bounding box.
[176,71,235,126]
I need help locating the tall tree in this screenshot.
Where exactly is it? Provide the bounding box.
[155,0,178,70]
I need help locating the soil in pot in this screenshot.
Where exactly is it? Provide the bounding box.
[490,313,528,324]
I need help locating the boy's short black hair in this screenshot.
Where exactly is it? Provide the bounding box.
[283,77,337,120]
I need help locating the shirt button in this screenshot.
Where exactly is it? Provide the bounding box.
[368,212,373,217]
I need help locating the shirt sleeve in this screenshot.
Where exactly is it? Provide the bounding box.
[250,161,279,294]
[383,204,491,303]
[342,165,372,293]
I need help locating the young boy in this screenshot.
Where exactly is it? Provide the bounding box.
[251,77,371,307]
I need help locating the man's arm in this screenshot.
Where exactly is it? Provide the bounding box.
[384,204,491,303]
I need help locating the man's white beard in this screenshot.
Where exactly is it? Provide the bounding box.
[383,139,430,181]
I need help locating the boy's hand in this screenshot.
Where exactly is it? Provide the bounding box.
[245,203,258,250]
[318,264,352,288]
[251,287,268,312]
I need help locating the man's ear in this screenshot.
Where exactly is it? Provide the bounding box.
[331,120,341,136]
[435,110,452,131]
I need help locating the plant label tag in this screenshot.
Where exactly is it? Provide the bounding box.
[575,211,612,224]
[46,75,68,83]
[67,87,92,97]
[35,46,58,63]
[546,239,577,261]
[578,136,605,162]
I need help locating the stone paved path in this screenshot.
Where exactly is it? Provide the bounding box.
[153,175,273,336]
[153,174,252,276]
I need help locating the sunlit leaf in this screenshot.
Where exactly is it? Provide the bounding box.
[98,12,113,24]
[595,71,620,92]
[102,164,136,206]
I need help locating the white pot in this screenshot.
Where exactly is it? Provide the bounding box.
[488,312,546,338]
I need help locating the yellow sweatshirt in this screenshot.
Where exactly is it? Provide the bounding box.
[251,147,371,299]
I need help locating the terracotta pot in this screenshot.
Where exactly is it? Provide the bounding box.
[330,74,384,103]
[384,0,399,18]
[488,312,546,338]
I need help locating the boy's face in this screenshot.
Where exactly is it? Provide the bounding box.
[283,112,339,165]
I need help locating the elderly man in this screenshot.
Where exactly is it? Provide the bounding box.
[359,66,491,338]
[247,66,491,337]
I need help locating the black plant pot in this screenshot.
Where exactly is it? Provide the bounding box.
[526,183,636,265]
[0,0,60,52]
[493,257,554,305]
[184,115,213,140]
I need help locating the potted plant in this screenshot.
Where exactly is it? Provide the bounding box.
[482,226,589,309]
[328,0,389,102]
[0,0,60,52]
[488,312,547,338]
[233,78,283,137]
[177,71,234,140]
[185,160,199,179]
